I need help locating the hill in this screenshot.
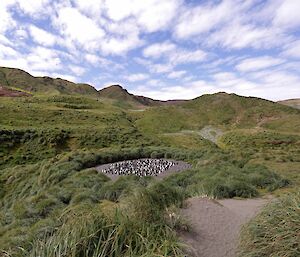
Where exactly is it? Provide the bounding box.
[0,67,185,108]
[0,66,99,97]
[135,92,300,134]
[0,66,300,257]
[278,98,300,109]
[98,84,186,108]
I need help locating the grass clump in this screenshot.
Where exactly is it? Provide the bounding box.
[239,191,300,257]
[0,147,193,255]
[163,163,288,199]
[26,185,185,257]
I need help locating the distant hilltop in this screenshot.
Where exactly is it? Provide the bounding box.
[1,66,300,111]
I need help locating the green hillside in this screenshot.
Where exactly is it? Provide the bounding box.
[98,84,182,108]
[135,92,300,134]
[98,85,146,108]
[0,67,99,97]
[1,67,300,257]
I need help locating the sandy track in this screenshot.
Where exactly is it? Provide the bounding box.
[180,197,271,257]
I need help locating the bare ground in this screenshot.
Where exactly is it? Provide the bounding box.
[0,86,31,97]
[180,197,271,257]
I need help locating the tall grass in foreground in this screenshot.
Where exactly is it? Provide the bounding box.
[29,207,181,257]
[13,184,185,257]
[239,191,300,257]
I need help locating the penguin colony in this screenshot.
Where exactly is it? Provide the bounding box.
[99,159,178,177]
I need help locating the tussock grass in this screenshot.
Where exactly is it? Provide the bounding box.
[162,163,288,199]
[26,186,185,257]
[0,147,194,255]
[239,191,300,257]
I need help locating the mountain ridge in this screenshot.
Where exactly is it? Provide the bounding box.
[0,66,99,97]
[98,84,187,107]
[0,66,187,107]
[0,66,299,111]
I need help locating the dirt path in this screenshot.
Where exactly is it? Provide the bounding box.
[180,197,271,257]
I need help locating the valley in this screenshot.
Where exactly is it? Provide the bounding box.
[0,67,299,257]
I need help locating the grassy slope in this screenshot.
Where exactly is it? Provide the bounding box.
[0,147,289,256]
[0,95,161,169]
[1,84,300,255]
[239,191,300,257]
[0,67,99,97]
[98,85,172,109]
[135,93,300,134]
[98,85,145,108]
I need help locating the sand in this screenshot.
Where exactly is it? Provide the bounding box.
[180,197,271,257]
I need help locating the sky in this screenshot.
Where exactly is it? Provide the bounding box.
[0,0,300,101]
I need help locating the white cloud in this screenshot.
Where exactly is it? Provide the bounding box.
[174,0,239,39]
[213,72,237,82]
[132,67,300,101]
[69,65,86,76]
[104,0,181,32]
[29,25,57,46]
[53,7,105,51]
[150,63,174,74]
[143,41,207,68]
[135,0,181,32]
[0,44,19,58]
[125,73,149,82]
[146,79,165,87]
[72,0,104,17]
[16,0,52,18]
[273,0,300,29]
[236,56,285,72]
[282,40,300,59]
[84,54,111,66]
[173,0,293,51]
[0,46,63,75]
[0,35,11,46]
[0,0,299,102]
[170,49,207,64]
[0,1,16,33]
[101,35,144,56]
[27,46,62,71]
[85,54,100,65]
[207,23,288,49]
[14,29,28,40]
[99,18,145,55]
[132,81,217,100]
[48,72,78,83]
[143,42,176,58]
[167,70,186,79]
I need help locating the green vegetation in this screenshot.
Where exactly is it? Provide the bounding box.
[163,163,289,199]
[1,67,300,256]
[0,67,98,97]
[0,147,291,256]
[239,191,300,257]
[0,148,190,256]
[135,93,300,134]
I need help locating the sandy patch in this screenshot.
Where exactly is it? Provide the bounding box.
[180,197,271,257]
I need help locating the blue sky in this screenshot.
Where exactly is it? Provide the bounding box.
[0,0,300,101]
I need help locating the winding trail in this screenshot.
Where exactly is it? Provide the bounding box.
[180,197,271,257]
